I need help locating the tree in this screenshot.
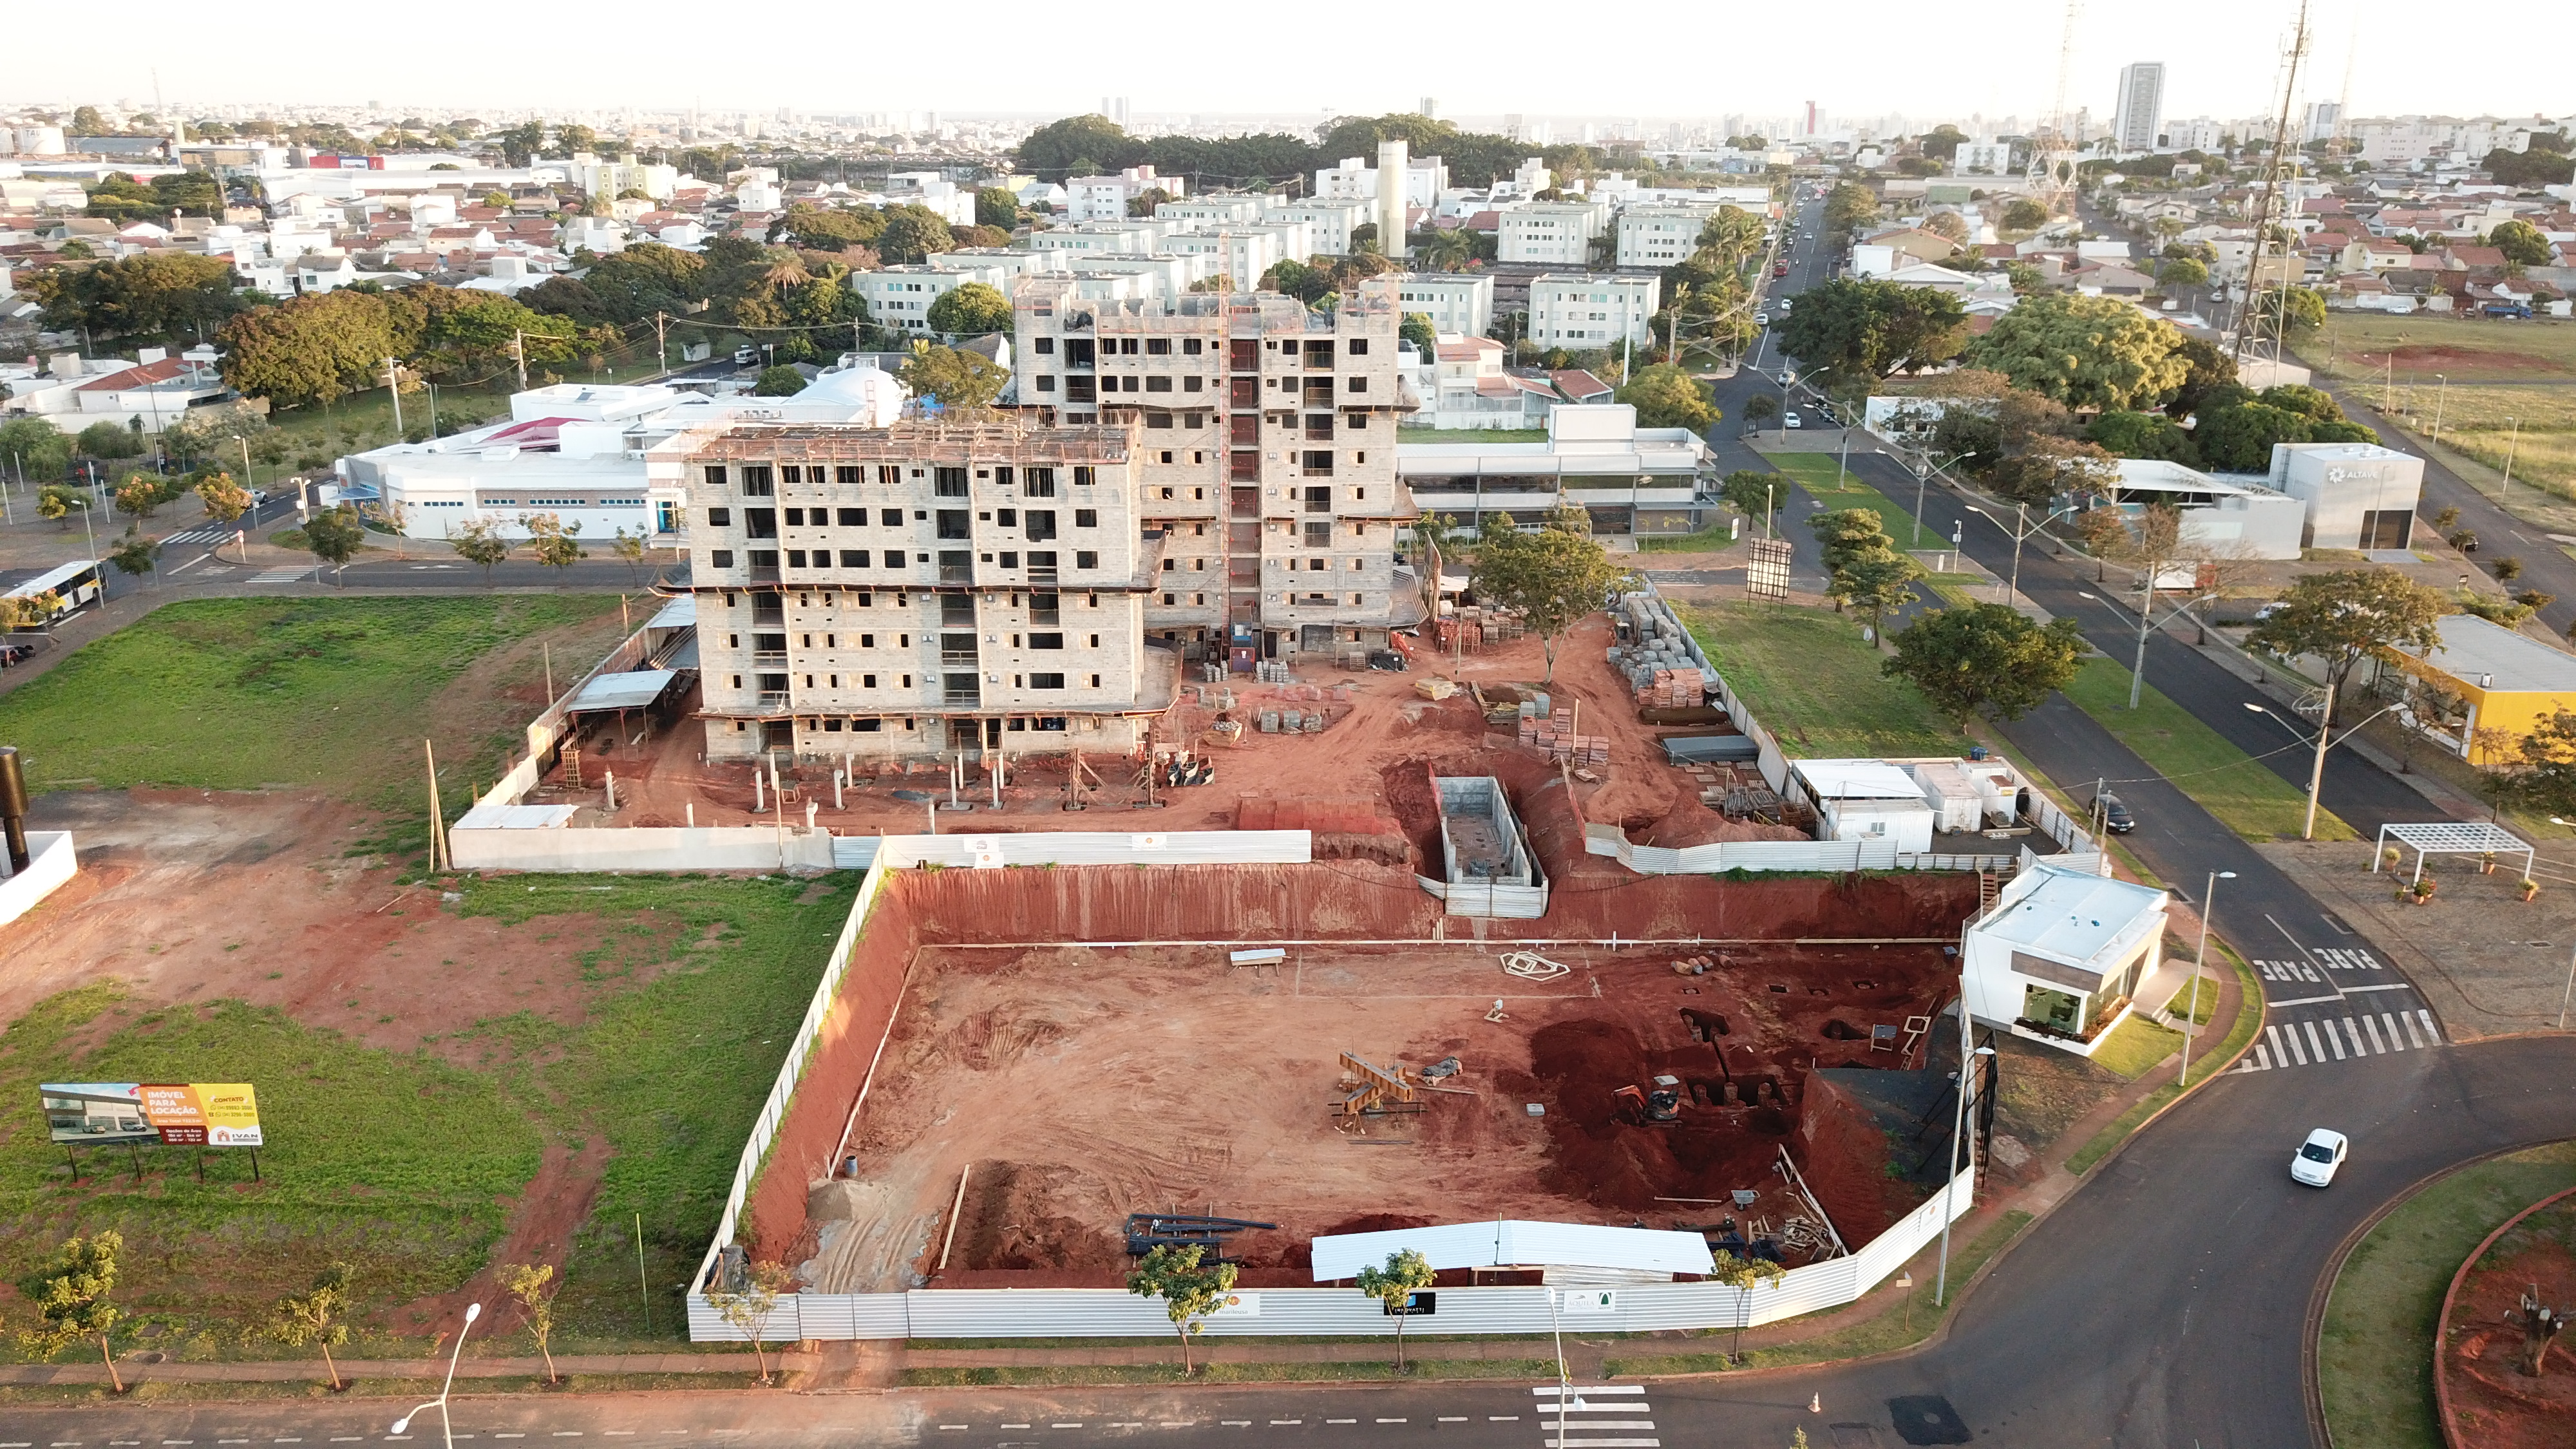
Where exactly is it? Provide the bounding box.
[522,512,585,573]
[1399,312,1438,353]
[2245,287,2327,339]
[2193,401,2315,472]
[2156,255,2210,289]
[2085,409,2196,464]
[2245,569,2446,720]
[267,1264,356,1391]
[2164,336,2239,419]
[107,526,160,585]
[875,204,955,265]
[1720,469,1777,524]
[1833,549,1920,638]
[0,417,73,482]
[975,187,1021,229]
[1618,363,1718,431]
[1883,603,2087,725]
[216,287,407,406]
[1991,435,2119,509]
[2483,146,2576,190]
[612,526,649,583]
[1741,393,1780,430]
[303,504,368,583]
[1823,182,1881,234]
[1017,114,1148,178]
[925,281,1012,336]
[27,251,246,341]
[1707,1249,1788,1363]
[162,407,275,469]
[113,473,169,522]
[21,1233,126,1393]
[1354,1250,1437,1372]
[899,342,1008,411]
[1774,278,1969,386]
[1921,211,1970,245]
[753,365,806,397]
[1126,1244,1238,1378]
[705,1258,795,1385]
[1965,292,2189,410]
[2002,198,2050,232]
[37,485,87,529]
[1471,515,1633,681]
[450,518,511,583]
[194,471,253,525]
[1810,508,1893,578]
[503,1262,561,1385]
[77,421,142,460]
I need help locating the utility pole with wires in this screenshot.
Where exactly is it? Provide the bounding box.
[511,331,529,390]
[654,311,669,374]
[383,356,404,438]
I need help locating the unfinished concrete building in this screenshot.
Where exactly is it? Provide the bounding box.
[663,419,1177,762]
[1009,274,1427,666]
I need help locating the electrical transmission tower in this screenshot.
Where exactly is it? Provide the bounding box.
[2024,0,2085,207]
[2228,0,2315,376]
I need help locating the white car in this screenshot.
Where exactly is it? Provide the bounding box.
[1783,411,1804,430]
[2291,1128,2349,1187]
[1754,312,1772,326]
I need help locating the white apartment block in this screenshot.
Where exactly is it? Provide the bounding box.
[1499,202,1610,265]
[1312,155,1452,207]
[1263,198,1374,256]
[1615,205,1721,268]
[1065,166,1184,222]
[1027,221,1168,256]
[853,265,1008,332]
[2351,115,2563,166]
[1155,196,1269,226]
[565,155,679,203]
[2161,117,2223,153]
[676,418,1174,763]
[1954,139,2013,175]
[1163,228,1290,289]
[1010,274,1425,663]
[1391,272,1495,338]
[1528,274,1660,348]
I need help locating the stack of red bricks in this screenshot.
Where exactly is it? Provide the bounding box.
[1634,668,1704,708]
[1520,709,1609,762]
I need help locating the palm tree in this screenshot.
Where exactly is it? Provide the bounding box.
[1422,229,1475,272]
[759,252,811,294]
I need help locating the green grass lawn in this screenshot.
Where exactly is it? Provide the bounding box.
[0,874,850,1360]
[2089,1014,2183,1079]
[1684,600,1962,757]
[1397,427,1551,444]
[2061,657,2358,842]
[1767,454,1946,550]
[0,596,623,801]
[1918,571,1991,609]
[2318,1141,2576,1449]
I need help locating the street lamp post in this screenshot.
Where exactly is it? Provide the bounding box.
[2246,694,2402,842]
[392,1302,482,1449]
[2179,871,2235,1086]
[2502,417,2522,498]
[1967,503,2072,606]
[2432,374,2447,440]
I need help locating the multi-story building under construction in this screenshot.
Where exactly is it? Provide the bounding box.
[1009,274,1426,667]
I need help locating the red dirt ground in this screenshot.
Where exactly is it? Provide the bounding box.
[809,938,1952,1294]
[2441,1195,2576,1448]
[596,614,1777,867]
[2348,344,2573,379]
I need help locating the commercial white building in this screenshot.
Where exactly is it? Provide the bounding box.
[2102,459,2306,562]
[1527,274,1660,348]
[1962,861,2168,1056]
[2265,441,2423,551]
[1499,202,1609,265]
[338,370,909,543]
[1390,272,1495,338]
[1400,402,1712,535]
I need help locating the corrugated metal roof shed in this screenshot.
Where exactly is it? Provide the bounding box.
[569,668,677,714]
[1794,759,1929,802]
[1309,1220,1716,1282]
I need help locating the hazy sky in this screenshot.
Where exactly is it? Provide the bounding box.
[8,0,2562,128]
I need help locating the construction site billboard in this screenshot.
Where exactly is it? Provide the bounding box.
[39,1082,263,1147]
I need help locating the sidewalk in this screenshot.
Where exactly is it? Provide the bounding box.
[0,1351,804,1388]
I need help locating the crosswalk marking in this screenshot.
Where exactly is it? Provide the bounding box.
[1534,1383,1658,1447]
[246,565,316,584]
[2239,1009,2444,1073]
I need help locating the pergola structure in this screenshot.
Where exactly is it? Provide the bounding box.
[2371,821,2535,886]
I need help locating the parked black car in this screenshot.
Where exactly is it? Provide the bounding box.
[2093,793,2136,833]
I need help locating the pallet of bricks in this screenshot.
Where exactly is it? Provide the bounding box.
[1634,668,1703,709]
[1519,707,1610,764]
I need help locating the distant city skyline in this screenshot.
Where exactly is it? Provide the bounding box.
[6,0,2566,131]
